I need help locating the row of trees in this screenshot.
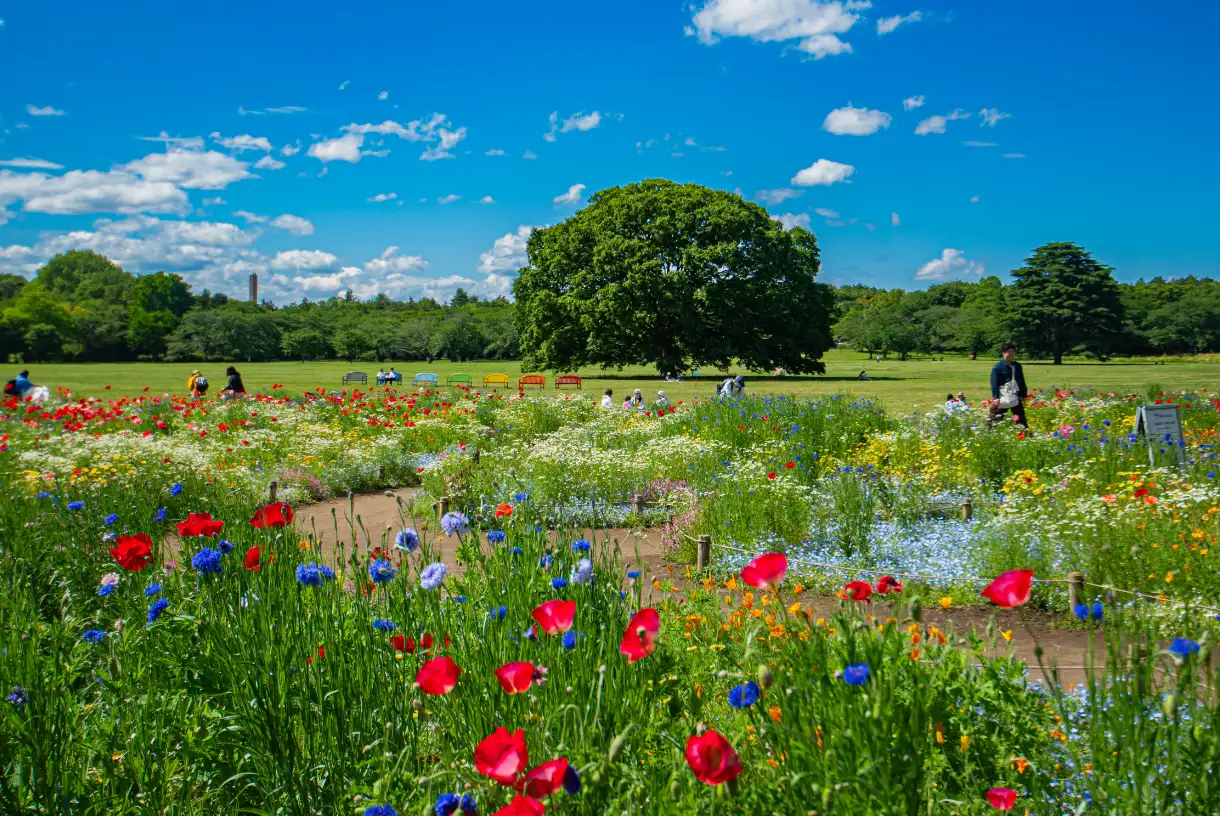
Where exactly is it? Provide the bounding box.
[0,252,518,363]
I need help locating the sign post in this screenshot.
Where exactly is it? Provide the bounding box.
[1134,403,1186,469]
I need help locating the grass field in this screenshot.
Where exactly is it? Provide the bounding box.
[17,349,1218,410]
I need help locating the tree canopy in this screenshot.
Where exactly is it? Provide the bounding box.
[513,179,836,374]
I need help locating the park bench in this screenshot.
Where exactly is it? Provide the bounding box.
[555,375,582,390]
[482,373,510,388]
[342,371,368,386]
[447,373,474,388]
[413,372,439,387]
[519,374,546,390]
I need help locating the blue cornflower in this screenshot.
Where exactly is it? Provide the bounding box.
[490,605,507,620]
[1073,604,1089,621]
[420,562,447,590]
[562,766,581,794]
[145,583,162,596]
[562,631,578,651]
[440,511,469,536]
[514,492,528,502]
[728,681,761,709]
[82,629,106,644]
[524,625,537,641]
[487,530,506,545]
[454,595,467,603]
[372,618,396,632]
[1091,601,1104,621]
[551,577,568,590]
[571,539,591,553]
[192,548,223,575]
[104,513,118,526]
[97,584,116,597]
[539,554,554,570]
[35,491,50,499]
[68,501,84,511]
[369,558,398,584]
[572,558,593,585]
[154,508,167,522]
[1169,638,1200,660]
[6,686,27,707]
[295,563,332,586]
[509,547,523,555]
[626,569,641,579]
[843,664,870,686]
[217,539,234,555]
[1102,420,1111,427]
[459,794,478,814]
[435,793,460,816]
[364,806,398,816]
[147,598,169,624]
[170,482,184,496]
[395,529,420,552]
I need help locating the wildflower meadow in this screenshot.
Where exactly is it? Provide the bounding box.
[3,382,1220,814]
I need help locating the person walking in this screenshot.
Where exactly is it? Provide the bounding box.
[600,388,614,409]
[989,344,1028,427]
[220,366,246,398]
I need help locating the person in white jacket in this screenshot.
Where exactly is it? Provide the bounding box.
[600,388,614,409]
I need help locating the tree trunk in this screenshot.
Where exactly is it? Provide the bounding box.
[1053,349,1063,365]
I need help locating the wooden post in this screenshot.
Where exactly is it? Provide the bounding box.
[268,480,278,502]
[438,496,450,521]
[473,448,480,464]
[633,495,645,515]
[696,535,711,571]
[1068,572,1085,611]
[961,499,973,521]
[378,464,386,481]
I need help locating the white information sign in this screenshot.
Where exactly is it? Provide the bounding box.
[1134,403,1186,469]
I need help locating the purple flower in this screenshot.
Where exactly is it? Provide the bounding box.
[440,511,468,536]
[420,562,447,590]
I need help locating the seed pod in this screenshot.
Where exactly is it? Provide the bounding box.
[1162,694,1178,720]
[608,733,627,762]
[669,778,682,801]
[909,596,923,623]
[757,665,774,690]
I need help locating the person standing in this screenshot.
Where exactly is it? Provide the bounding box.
[989,344,1028,427]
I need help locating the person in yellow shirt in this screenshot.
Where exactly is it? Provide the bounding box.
[186,370,209,396]
[186,370,199,392]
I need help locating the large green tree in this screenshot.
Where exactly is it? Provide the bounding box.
[1007,243,1125,364]
[513,179,835,374]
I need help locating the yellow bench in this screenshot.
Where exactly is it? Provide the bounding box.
[482,373,510,388]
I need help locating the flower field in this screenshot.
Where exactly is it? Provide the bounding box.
[4,384,1220,814]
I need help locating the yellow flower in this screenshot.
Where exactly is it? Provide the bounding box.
[787,602,801,615]
[960,734,969,751]
[1001,630,1013,642]
[938,597,953,610]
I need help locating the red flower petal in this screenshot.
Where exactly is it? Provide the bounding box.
[531,600,576,635]
[844,580,872,602]
[685,730,742,786]
[493,795,546,816]
[175,512,224,538]
[474,727,529,785]
[110,534,153,571]
[249,501,294,529]
[985,787,1018,810]
[980,570,1034,609]
[516,758,568,798]
[740,552,787,589]
[619,608,660,664]
[244,545,261,571]
[416,656,462,695]
[495,661,536,694]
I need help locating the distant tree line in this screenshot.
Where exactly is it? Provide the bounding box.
[3,241,1219,367]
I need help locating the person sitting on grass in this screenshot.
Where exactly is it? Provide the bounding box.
[656,390,669,409]
[858,370,869,381]
[220,366,246,398]
[600,388,614,409]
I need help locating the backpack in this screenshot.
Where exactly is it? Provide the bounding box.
[3,379,16,396]
[194,376,208,391]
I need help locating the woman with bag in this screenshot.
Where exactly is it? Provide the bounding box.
[989,344,1028,428]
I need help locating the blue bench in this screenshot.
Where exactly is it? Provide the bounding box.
[413,372,439,387]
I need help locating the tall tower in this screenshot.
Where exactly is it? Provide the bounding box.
[249,273,258,303]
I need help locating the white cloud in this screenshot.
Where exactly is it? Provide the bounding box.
[914,109,970,135]
[790,159,855,186]
[822,105,891,136]
[0,168,189,216]
[201,197,225,206]
[437,194,461,205]
[27,104,66,117]
[281,142,301,156]
[1002,153,1026,159]
[979,108,1012,127]
[814,207,839,218]
[266,106,306,115]
[125,149,253,189]
[775,212,810,230]
[234,210,268,224]
[479,225,535,275]
[969,195,980,203]
[364,245,428,274]
[891,211,900,226]
[338,114,467,161]
[689,0,862,58]
[307,133,364,163]
[0,157,63,170]
[421,126,466,161]
[486,148,506,156]
[479,195,494,204]
[756,188,802,205]
[915,248,985,281]
[210,133,274,153]
[553,183,586,207]
[368,192,398,202]
[378,91,389,100]
[138,132,205,150]
[295,266,363,292]
[544,110,604,142]
[902,95,925,111]
[270,214,314,236]
[254,154,286,170]
[962,141,997,147]
[338,80,350,90]
[877,11,921,34]
[522,150,538,160]
[270,249,339,271]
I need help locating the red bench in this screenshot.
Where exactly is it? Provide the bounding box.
[555,375,582,390]
[518,375,546,390]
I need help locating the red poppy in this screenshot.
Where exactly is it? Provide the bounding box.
[249,501,294,529]
[493,795,546,816]
[416,656,462,695]
[495,661,536,694]
[980,570,1034,609]
[843,580,872,602]
[531,600,576,635]
[784,461,795,469]
[495,503,514,518]
[390,635,416,653]
[307,646,325,664]
[985,787,1018,810]
[176,512,224,538]
[517,758,569,798]
[474,727,529,785]
[740,552,787,589]
[619,607,660,664]
[110,534,153,571]
[244,545,261,571]
[767,472,777,480]
[876,575,903,594]
[685,730,742,786]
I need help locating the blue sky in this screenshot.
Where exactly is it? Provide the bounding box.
[1,0,1218,302]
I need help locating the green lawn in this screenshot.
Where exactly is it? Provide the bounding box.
[17,350,1217,411]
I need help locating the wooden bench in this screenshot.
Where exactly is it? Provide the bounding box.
[447,373,473,388]
[555,375,582,390]
[412,372,438,387]
[341,371,368,386]
[518,374,546,390]
[482,373,510,388]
